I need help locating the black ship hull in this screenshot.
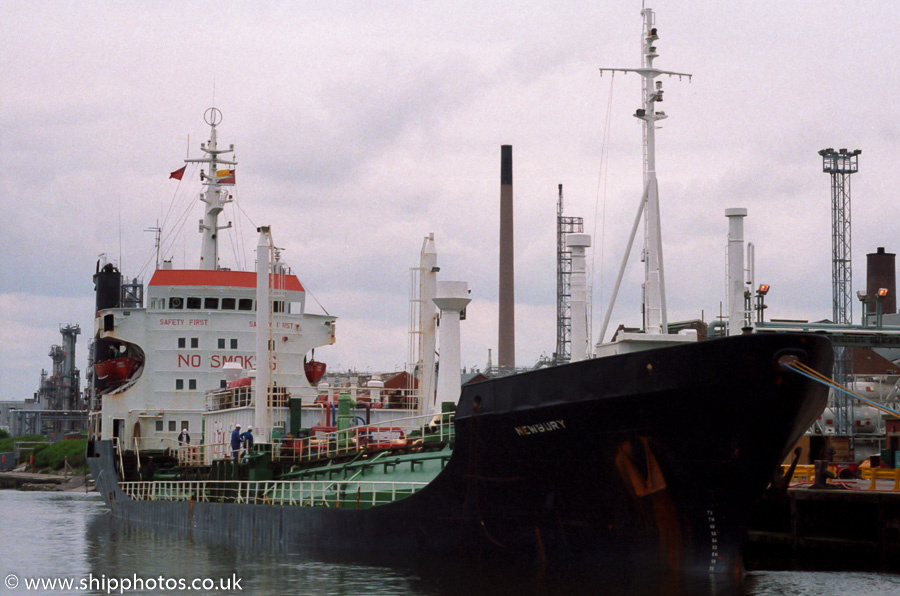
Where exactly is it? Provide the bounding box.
[88,332,831,575]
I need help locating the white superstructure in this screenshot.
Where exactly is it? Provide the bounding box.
[89,111,336,450]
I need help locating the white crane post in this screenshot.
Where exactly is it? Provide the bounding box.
[433,281,471,416]
[725,208,748,336]
[255,226,272,442]
[418,234,438,416]
[567,233,592,361]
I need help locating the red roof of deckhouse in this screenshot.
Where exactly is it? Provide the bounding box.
[148,269,304,292]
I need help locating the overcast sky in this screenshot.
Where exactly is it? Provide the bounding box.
[1,1,897,400]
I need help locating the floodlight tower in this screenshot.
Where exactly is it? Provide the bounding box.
[820,148,860,326]
[555,184,584,364]
[819,147,860,438]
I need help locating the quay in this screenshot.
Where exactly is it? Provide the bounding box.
[0,471,69,490]
[747,472,900,569]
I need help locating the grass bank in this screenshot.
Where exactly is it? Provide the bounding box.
[34,438,87,470]
[0,434,47,452]
[0,435,87,472]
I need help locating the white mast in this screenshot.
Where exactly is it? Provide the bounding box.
[185,107,236,270]
[598,8,691,340]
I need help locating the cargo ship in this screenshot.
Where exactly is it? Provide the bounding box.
[87,8,833,576]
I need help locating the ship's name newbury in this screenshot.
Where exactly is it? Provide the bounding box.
[514,419,567,437]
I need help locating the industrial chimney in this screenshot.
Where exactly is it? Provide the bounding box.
[499,145,515,370]
[866,247,896,316]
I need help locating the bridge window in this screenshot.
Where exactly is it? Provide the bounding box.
[218,338,225,349]
[186,297,201,309]
[169,297,184,309]
[176,379,184,390]
[188,379,197,390]
[155,420,163,432]
[178,337,186,349]
[191,337,199,349]
[204,297,219,309]
[238,298,253,311]
[230,339,238,350]
[169,420,176,432]
[222,298,236,310]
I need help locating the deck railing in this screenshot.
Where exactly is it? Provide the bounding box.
[119,479,428,508]
[205,385,423,413]
[134,436,233,467]
[205,386,290,411]
[273,411,454,463]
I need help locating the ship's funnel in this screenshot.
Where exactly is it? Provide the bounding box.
[499,145,515,370]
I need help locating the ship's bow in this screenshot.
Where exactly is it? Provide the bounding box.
[442,332,831,574]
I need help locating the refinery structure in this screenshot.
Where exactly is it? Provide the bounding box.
[0,324,87,438]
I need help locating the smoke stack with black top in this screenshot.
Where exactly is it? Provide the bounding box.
[93,255,122,312]
[866,247,896,316]
[499,145,515,371]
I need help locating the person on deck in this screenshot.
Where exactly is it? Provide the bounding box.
[242,426,254,455]
[178,428,190,446]
[230,424,242,459]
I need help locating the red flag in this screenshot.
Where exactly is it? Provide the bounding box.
[169,165,187,180]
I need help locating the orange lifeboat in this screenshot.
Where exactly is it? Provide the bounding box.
[305,359,326,385]
[94,357,138,383]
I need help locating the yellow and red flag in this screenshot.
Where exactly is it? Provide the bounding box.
[216,169,236,185]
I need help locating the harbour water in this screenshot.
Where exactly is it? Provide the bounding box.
[1,489,898,595]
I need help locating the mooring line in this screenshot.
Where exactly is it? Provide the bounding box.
[781,360,900,418]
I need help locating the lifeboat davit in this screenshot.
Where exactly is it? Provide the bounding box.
[305,359,327,385]
[94,357,138,383]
